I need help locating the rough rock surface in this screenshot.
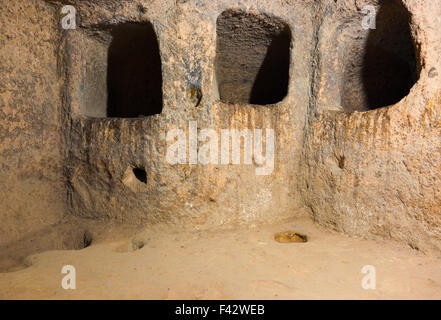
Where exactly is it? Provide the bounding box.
[301,0,441,252]
[0,0,64,247]
[59,0,313,227]
[0,0,440,253]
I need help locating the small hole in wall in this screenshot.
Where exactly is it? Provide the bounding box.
[63,229,93,250]
[83,230,93,248]
[133,168,147,184]
[107,23,163,117]
[342,0,418,112]
[215,10,291,105]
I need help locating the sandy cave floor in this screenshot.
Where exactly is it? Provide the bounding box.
[1,217,441,300]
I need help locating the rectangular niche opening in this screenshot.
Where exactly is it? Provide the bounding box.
[341,0,418,112]
[107,23,163,118]
[215,10,291,106]
[77,22,163,118]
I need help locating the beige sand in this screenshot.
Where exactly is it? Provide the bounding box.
[1,217,440,300]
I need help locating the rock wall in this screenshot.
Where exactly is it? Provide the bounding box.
[301,0,441,252]
[0,0,64,246]
[59,0,315,226]
[0,0,440,251]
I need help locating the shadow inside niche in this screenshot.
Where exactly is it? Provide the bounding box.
[361,0,418,110]
[107,23,163,118]
[249,28,291,105]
